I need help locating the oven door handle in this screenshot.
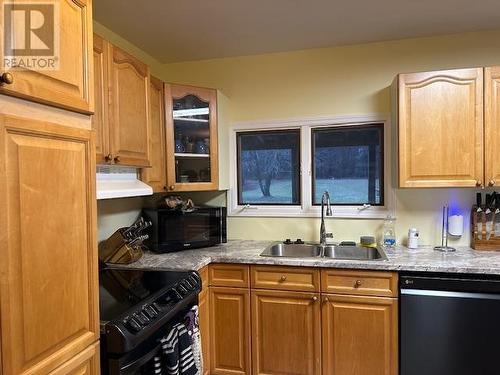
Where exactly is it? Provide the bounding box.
[121,342,162,375]
[401,289,500,300]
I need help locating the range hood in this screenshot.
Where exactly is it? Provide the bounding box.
[96,166,153,200]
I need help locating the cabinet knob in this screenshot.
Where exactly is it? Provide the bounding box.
[489,180,496,187]
[169,185,175,191]
[280,275,287,282]
[311,296,318,302]
[0,72,14,85]
[476,180,482,187]
[113,156,120,163]
[163,186,167,191]
[323,297,329,304]
[104,154,113,163]
[354,280,363,288]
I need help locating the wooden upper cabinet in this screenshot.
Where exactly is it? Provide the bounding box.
[485,66,500,188]
[141,76,166,191]
[322,294,398,375]
[0,115,99,375]
[0,0,94,114]
[108,44,150,167]
[91,34,109,164]
[165,84,218,191]
[252,290,321,375]
[397,68,484,188]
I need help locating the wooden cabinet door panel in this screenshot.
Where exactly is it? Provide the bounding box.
[210,287,251,375]
[0,0,94,114]
[398,68,483,187]
[485,66,500,187]
[91,34,109,164]
[108,44,150,167]
[322,294,398,375]
[49,343,99,375]
[165,84,218,191]
[141,75,166,191]
[251,290,321,375]
[0,115,98,375]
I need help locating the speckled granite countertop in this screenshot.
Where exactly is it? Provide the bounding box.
[116,240,500,275]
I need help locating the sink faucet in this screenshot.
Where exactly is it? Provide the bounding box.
[320,191,333,246]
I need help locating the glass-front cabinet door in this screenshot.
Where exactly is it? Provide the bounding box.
[165,84,219,191]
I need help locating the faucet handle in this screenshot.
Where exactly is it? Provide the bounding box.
[325,232,333,239]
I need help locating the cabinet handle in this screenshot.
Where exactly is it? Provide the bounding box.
[354,279,363,288]
[489,180,496,187]
[169,185,175,191]
[476,180,482,187]
[311,296,318,302]
[323,297,329,304]
[104,154,113,163]
[0,72,14,84]
[114,156,120,163]
[280,275,287,282]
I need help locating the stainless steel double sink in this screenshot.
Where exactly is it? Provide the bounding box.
[260,242,388,261]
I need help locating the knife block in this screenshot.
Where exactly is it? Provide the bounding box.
[98,228,144,264]
[470,206,500,251]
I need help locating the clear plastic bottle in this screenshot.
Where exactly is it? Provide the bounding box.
[382,215,396,250]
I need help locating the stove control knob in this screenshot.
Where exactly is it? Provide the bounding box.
[182,279,194,290]
[189,275,200,288]
[143,305,158,319]
[177,285,189,296]
[133,312,150,326]
[126,318,142,333]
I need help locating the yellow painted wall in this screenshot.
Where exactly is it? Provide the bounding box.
[159,30,500,246]
[95,22,500,246]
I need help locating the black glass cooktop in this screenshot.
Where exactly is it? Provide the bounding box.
[99,267,191,322]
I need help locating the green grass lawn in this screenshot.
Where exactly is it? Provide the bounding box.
[241,178,380,204]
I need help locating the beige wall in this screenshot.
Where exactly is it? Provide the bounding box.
[95,23,500,246]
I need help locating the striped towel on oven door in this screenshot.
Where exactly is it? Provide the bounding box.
[160,323,197,375]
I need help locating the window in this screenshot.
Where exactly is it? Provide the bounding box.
[237,130,301,205]
[230,114,393,218]
[312,124,384,205]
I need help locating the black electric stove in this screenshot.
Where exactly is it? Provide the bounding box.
[99,266,201,375]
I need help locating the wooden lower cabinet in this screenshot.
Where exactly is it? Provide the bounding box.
[321,294,398,375]
[251,290,321,375]
[199,284,210,375]
[210,287,251,375]
[0,115,99,374]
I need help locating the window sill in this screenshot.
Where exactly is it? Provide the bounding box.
[228,205,392,219]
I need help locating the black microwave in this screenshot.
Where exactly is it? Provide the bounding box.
[142,207,227,253]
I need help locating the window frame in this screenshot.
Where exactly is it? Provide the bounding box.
[236,129,302,206]
[228,114,395,219]
[311,123,385,207]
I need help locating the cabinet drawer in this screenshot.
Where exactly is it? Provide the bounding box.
[321,269,398,297]
[251,266,320,292]
[209,264,249,288]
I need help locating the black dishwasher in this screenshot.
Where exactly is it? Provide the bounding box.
[400,273,500,375]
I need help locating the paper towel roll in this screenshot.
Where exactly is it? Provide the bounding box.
[448,215,464,237]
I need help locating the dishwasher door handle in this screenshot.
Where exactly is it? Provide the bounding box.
[401,288,500,300]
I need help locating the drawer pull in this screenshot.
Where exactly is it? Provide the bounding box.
[354,279,363,288]
[312,296,318,302]
[323,296,329,304]
[0,72,14,84]
[280,275,287,282]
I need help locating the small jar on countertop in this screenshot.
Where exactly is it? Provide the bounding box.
[408,228,419,249]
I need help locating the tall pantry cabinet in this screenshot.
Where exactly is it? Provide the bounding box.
[0,0,99,374]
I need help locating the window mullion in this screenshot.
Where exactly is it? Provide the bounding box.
[301,125,312,212]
